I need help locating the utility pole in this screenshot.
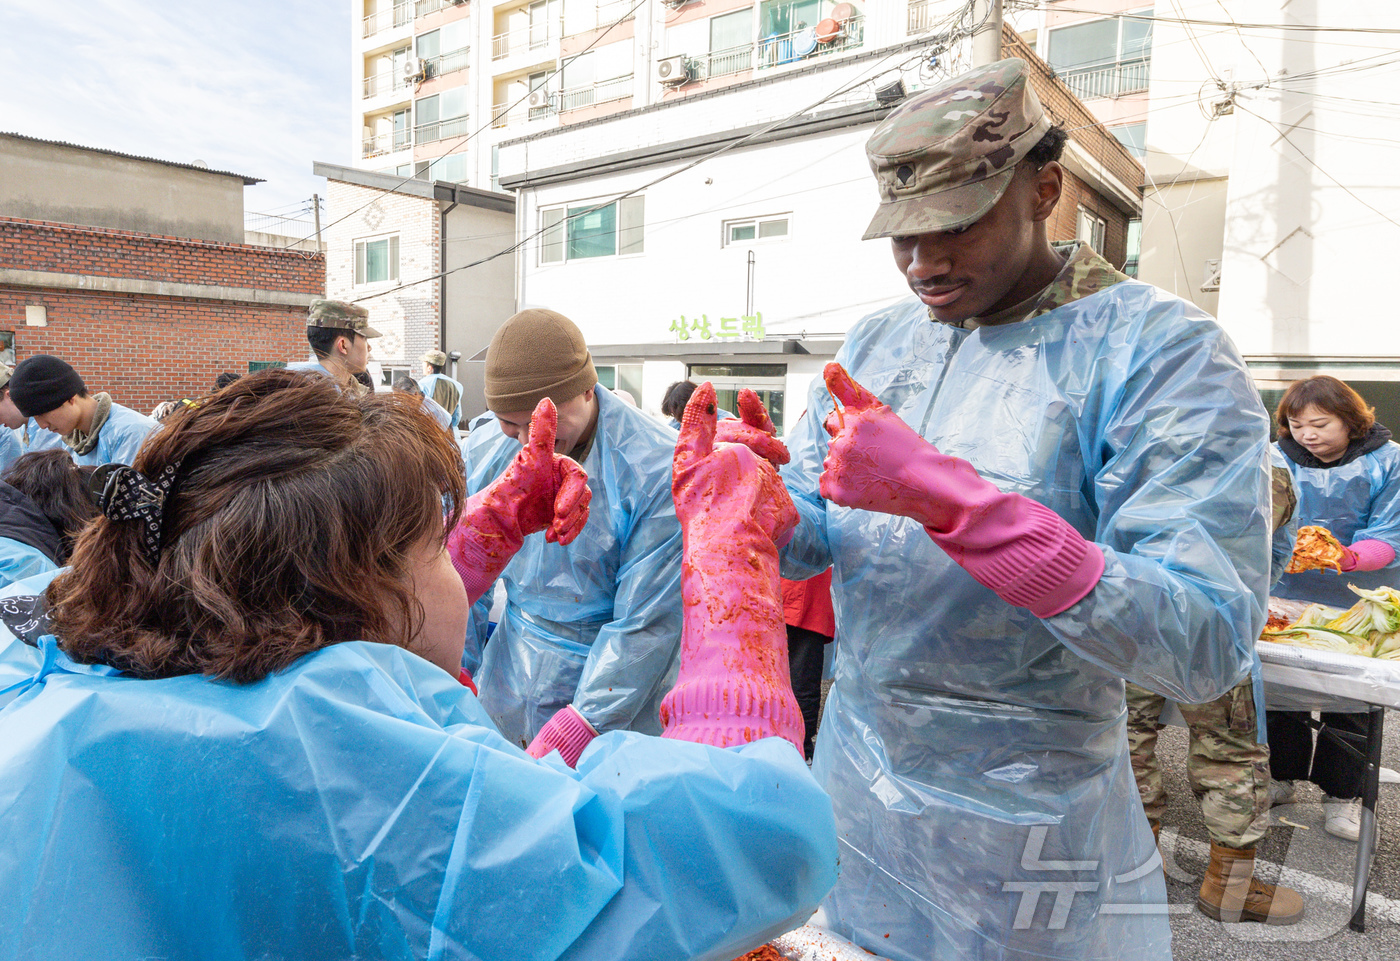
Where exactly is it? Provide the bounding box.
[972,0,1003,66]
[312,193,322,249]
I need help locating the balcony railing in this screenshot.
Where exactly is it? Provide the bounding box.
[415,115,472,143]
[363,72,411,98]
[558,74,632,111]
[492,20,563,59]
[415,0,447,15]
[690,43,754,81]
[424,46,470,77]
[757,17,863,70]
[362,131,413,158]
[1057,59,1150,99]
[363,1,412,37]
[593,0,636,25]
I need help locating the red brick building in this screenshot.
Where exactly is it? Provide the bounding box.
[0,133,324,411]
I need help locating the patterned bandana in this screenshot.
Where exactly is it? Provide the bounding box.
[90,462,179,564]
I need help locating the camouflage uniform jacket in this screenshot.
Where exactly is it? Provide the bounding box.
[929,240,1132,327]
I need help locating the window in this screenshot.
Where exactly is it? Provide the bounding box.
[539,196,644,264]
[596,364,643,400]
[528,69,556,119]
[1111,122,1146,159]
[1046,9,1152,99]
[711,8,753,52]
[355,235,400,285]
[1075,206,1106,254]
[529,0,561,48]
[424,153,470,184]
[419,20,470,75]
[688,364,788,436]
[1124,218,1141,277]
[723,214,789,246]
[416,87,470,142]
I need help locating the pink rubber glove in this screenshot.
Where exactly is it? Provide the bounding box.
[714,389,796,548]
[820,363,1105,618]
[525,705,598,766]
[1340,539,1396,573]
[659,383,805,755]
[448,397,592,605]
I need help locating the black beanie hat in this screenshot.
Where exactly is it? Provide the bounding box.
[10,355,86,417]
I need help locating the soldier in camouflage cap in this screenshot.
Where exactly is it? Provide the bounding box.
[768,53,1295,958]
[287,299,382,396]
[305,299,383,338]
[863,57,1051,240]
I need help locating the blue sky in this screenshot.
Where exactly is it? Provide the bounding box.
[1,0,350,221]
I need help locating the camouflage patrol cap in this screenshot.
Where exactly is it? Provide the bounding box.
[306,299,383,338]
[863,58,1052,240]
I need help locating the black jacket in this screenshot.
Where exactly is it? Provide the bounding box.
[0,482,61,564]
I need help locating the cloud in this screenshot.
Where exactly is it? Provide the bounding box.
[0,0,350,215]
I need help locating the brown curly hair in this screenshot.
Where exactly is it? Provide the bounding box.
[50,369,466,682]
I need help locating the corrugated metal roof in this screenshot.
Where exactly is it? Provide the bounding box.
[0,131,263,184]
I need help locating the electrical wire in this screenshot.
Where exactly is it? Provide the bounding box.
[1023,6,1400,35]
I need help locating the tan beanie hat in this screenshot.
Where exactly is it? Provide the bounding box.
[484,308,598,412]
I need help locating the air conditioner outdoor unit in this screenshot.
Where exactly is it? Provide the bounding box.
[528,89,552,108]
[657,54,690,85]
[402,57,425,82]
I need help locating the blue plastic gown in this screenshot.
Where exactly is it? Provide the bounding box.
[0,428,22,472]
[20,419,64,454]
[0,637,836,960]
[0,537,56,591]
[66,402,158,467]
[0,567,63,711]
[463,387,683,747]
[1273,437,1400,609]
[420,373,463,429]
[780,285,1271,961]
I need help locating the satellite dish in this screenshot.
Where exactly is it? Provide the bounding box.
[191,159,209,168]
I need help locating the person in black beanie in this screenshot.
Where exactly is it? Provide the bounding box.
[9,355,157,468]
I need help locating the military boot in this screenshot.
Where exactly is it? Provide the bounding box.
[1196,841,1304,924]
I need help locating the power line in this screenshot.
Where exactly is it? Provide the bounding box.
[1025,6,1400,34]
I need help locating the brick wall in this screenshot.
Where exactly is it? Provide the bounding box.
[0,219,323,294]
[0,218,323,411]
[323,181,440,373]
[1049,169,1129,268]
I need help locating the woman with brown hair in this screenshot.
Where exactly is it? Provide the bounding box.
[0,369,836,961]
[1269,374,1400,840]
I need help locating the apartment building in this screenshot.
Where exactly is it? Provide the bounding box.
[350,0,1142,426]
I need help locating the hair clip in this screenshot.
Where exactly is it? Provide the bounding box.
[89,462,180,564]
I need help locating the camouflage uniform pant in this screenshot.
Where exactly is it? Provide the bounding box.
[1124,680,1272,849]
